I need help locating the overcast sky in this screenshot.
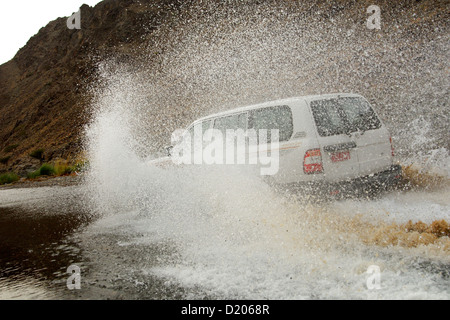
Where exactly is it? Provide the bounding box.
[0,0,103,64]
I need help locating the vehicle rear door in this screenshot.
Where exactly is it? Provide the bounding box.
[309,99,361,182]
[338,97,393,176]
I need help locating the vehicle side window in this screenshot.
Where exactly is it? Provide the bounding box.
[202,120,212,134]
[248,105,293,143]
[186,122,202,146]
[187,125,195,139]
[237,113,247,130]
[214,114,240,134]
[188,121,209,137]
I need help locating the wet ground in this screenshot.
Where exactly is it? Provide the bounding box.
[0,176,207,299]
[0,174,449,300]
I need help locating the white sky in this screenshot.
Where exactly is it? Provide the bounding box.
[0,0,103,64]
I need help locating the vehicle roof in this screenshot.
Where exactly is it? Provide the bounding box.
[192,93,362,124]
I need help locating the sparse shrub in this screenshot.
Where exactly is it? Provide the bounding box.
[27,170,41,179]
[27,163,56,179]
[30,148,45,160]
[73,159,89,173]
[0,172,19,184]
[54,160,75,176]
[53,158,90,176]
[3,144,19,153]
[39,163,55,176]
[25,158,88,180]
[0,156,11,164]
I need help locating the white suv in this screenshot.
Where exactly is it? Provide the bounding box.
[162,93,402,196]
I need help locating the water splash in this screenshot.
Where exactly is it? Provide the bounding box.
[79,63,448,299]
[79,2,449,299]
[85,1,449,178]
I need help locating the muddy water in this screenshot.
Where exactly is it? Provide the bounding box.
[0,174,449,300]
[0,179,93,299]
[0,179,204,299]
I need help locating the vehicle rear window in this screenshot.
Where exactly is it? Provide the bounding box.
[310,97,381,137]
[248,105,293,142]
[339,97,381,132]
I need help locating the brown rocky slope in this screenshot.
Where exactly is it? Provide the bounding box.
[0,0,181,175]
[0,0,448,176]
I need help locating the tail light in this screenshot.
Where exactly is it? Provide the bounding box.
[304,148,323,174]
[389,137,395,157]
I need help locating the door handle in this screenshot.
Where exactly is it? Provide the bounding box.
[324,142,357,152]
[352,130,365,138]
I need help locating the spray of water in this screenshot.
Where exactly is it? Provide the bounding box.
[80,2,449,299]
[79,63,448,299]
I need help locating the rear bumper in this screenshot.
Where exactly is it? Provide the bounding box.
[364,164,402,185]
[279,164,403,197]
[342,164,403,192]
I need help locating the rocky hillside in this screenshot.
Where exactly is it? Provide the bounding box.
[0,0,448,175]
[0,0,178,174]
